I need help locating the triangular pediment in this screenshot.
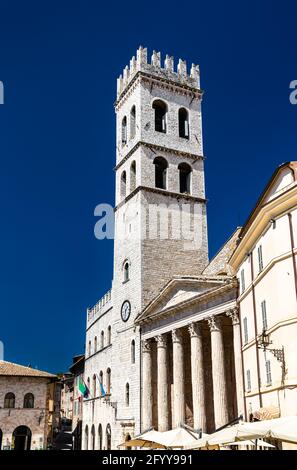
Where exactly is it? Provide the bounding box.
[263,165,295,204]
[136,275,234,323]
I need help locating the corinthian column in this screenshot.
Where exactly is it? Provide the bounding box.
[172,329,185,427]
[226,307,245,418]
[156,334,169,431]
[142,339,153,430]
[188,322,206,431]
[207,316,228,429]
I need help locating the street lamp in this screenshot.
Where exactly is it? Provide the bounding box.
[258,329,271,351]
[257,329,286,381]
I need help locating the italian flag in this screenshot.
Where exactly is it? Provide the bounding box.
[78,377,89,398]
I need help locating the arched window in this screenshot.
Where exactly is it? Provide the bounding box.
[125,383,130,406]
[130,161,136,192]
[107,325,111,345]
[152,100,167,133]
[121,116,127,145]
[4,392,15,409]
[131,340,135,364]
[98,424,103,450]
[130,106,136,140]
[178,108,189,139]
[106,368,111,394]
[99,371,104,395]
[106,424,111,450]
[100,330,104,349]
[121,171,127,199]
[124,261,129,282]
[91,424,95,450]
[87,377,90,395]
[93,374,97,398]
[88,340,91,357]
[178,162,192,194]
[23,393,34,409]
[84,425,89,450]
[94,336,97,353]
[153,156,168,190]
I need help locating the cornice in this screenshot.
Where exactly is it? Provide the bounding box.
[230,184,297,270]
[114,185,207,212]
[115,71,203,109]
[114,141,205,171]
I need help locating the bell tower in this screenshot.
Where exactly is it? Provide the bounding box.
[111,47,208,439]
[113,46,208,309]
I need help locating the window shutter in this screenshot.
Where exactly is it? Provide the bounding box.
[258,245,263,271]
[246,370,251,391]
[243,317,248,344]
[241,269,245,293]
[261,300,267,330]
[266,360,272,385]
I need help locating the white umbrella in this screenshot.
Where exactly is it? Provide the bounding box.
[237,416,297,444]
[186,416,297,449]
[156,427,204,448]
[118,429,166,449]
[223,439,275,448]
[185,423,245,449]
[119,427,205,449]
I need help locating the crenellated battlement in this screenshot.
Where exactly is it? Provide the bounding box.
[117,46,200,98]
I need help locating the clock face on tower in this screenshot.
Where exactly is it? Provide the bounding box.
[121,300,131,322]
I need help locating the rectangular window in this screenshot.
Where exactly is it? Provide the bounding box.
[258,245,264,272]
[246,369,251,392]
[243,317,248,344]
[261,300,268,330]
[240,269,245,293]
[266,359,272,385]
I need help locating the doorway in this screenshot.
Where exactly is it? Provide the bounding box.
[12,426,32,450]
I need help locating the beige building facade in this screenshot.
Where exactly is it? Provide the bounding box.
[0,361,57,450]
[229,162,297,440]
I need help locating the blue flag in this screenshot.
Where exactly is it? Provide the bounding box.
[97,374,106,397]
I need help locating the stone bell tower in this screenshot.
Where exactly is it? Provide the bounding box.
[111,47,208,439]
[113,46,208,311]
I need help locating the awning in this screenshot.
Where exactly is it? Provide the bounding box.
[119,427,207,449]
[186,416,297,449]
[252,405,280,421]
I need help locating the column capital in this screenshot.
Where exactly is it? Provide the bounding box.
[207,315,222,332]
[142,338,152,353]
[172,328,183,343]
[226,307,239,325]
[155,334,167,348]
[188,322,202,338]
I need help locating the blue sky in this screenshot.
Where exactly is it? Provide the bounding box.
[0,0,296,373]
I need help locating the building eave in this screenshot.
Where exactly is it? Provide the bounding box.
[229,182,297,270]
